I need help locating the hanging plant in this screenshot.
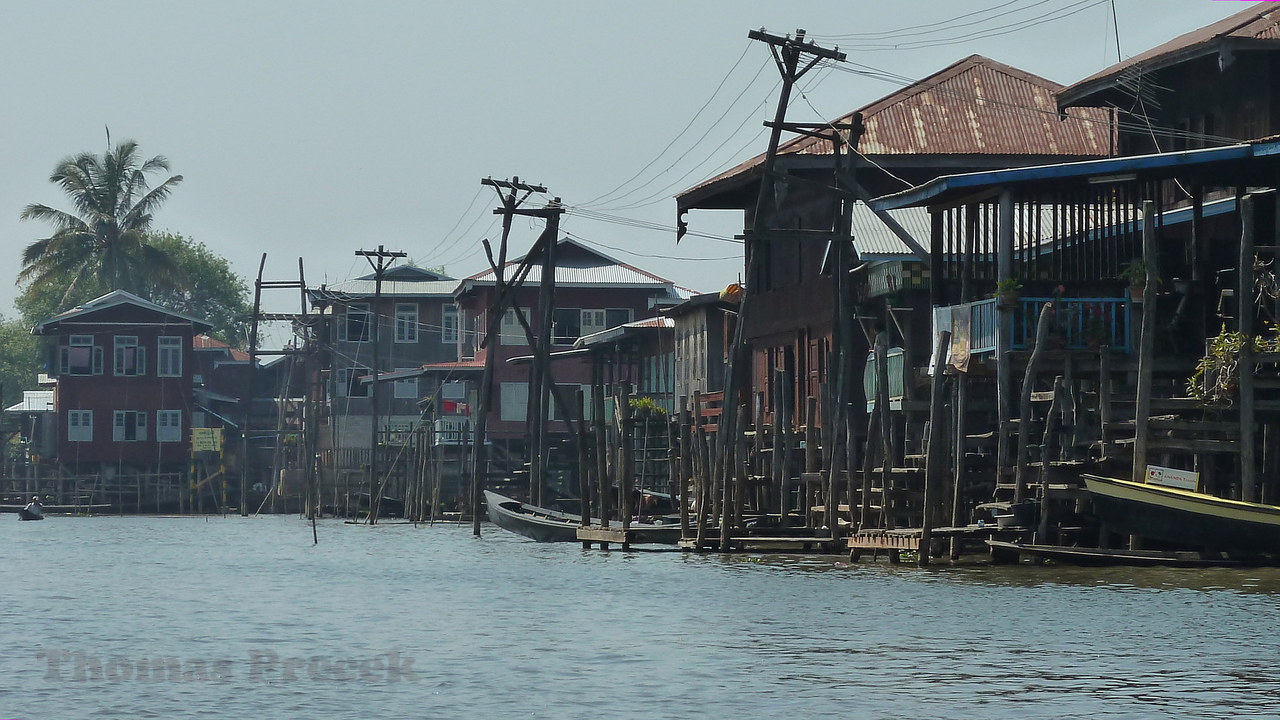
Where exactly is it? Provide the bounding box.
[1187,325,1280,403]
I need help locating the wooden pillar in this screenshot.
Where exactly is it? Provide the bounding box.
[594,372,610,529]
[1015,302,1055,502]
[805,396,820,529]
[618,382,633,545]
[1037,376,1065,543]
[874,331,895,530]
[577,389,591,528]
[996,191,1016,489]
[920,330,951,566]
[1240,194,1258,502]
[677,400,691,538]
[1132,200,1157,485]
[949,373,968,560]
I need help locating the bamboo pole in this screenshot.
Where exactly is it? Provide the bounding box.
[1240,194,1258,502]
[1132,200,1158,486]
[949,373,967,560]
[1015,302,1056,502]
[874,332,895,530]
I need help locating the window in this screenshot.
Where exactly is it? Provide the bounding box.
[67,410,93,442]
[112,411,148,442]
[114,336,145,376]
[441,306,459,345]
[338,366,371,398]
[500,308,530,346]
[156,410,182,443]
[395,303,418,343]
[605,308,632,328]
[499,382,529,422]
[60,335,103,376]
[552,308,581,345]
[394,368,418,399]
[157,336,182,377]
[580,309,607,336]
[339,303,370,342]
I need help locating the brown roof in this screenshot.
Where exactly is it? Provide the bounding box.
[1059,2,1280,108]
[679,55,1112,209]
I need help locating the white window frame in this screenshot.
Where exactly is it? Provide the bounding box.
[393,368,418,399]
[580,309,608,337]
[394,303,418,343]
[112,410,148,442]
[339,303,371,343]
[61,335,103,376]
[441,305,459,345]
[67,410,93,442]
[113,336,145,377]
[156,410,182,443]
[500,308,531,346]
[157,336,183,377]
[500,382,529,422]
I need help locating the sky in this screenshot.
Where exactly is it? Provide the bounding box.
[0,0,1251,342]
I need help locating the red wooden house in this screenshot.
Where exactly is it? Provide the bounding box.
[32,290,211,475]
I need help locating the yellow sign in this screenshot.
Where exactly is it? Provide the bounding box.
[191,427,223,453]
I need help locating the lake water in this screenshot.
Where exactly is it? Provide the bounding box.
[5,515,1280,719]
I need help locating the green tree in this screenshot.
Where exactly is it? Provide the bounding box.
[18,137,183,311]
[0,316,41,410]
[16,232,252,346]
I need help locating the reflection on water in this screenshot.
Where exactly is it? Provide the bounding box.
[4,516,1280,719]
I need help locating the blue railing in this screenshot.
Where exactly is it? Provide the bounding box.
[1011,296,1131,353]
[935,296,1132,358]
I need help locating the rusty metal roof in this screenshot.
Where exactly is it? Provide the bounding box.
[1060,2,1280,108]
[679,55,1112,208]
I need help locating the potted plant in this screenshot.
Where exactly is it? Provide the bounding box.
[1120,258,1148,299]
[994,277,1022,308]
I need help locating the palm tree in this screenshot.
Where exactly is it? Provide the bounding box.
[19,137,185,311]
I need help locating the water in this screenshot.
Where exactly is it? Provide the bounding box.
[5,516,1280,719]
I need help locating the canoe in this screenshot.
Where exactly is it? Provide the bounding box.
[18,508,44,521]
[1083,474,1280,555]
[986,539,1238,567]
[483,490,681,544]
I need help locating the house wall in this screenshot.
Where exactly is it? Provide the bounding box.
[50,321,197,470]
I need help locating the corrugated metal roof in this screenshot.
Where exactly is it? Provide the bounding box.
[852,204,931,258]
[680,55,1112,204]
[1061,2,1280,107]
[32,290,213,334]
[462,237,688,298]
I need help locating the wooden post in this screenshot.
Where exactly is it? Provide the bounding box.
[677,400,691,538]
[920,330,951,566]
[805,396,819,529]
[1132,200,1158,486]
[874,332,895,530]
[693,390,712,551]
[1015,302,1056,502]
[777,369,794,526]
[577,389,591,528]
[859,403,880,530]
[1240,194,1258,502]
[618,382,633,546]
[594,367,610,529]
[753,391,765,520]
[949,373,967,560]
[996,191,1016,491]
[1098,346,1113,453]
[1037,376,1065,543]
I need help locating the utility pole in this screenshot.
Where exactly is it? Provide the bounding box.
[709,29,845,549]
[471,176,547,536]
[356,244,407,525]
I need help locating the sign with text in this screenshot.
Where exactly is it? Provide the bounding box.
[1146,464,1199,492]
[191,427,223,453]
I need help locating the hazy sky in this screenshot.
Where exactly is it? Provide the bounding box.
[0,0,1247,335]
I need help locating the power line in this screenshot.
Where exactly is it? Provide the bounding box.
[837,0,1107,51]
[807,0,1052,41]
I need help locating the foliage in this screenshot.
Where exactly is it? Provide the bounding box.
[1187,325,1280,403]
[1119,258,1148,285]
[0,316,41,409]
[994,278,1022,295]
[18,138,184,311]
[16,232,251,346]
[629,396,668,417]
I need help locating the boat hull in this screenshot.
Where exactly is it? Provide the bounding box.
[986,539,1237,567]
[18,508,44,521]
[483,491,681,544]
[1084,474,1280,554]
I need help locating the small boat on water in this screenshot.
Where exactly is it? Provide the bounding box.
[483,490,682,544]
[1083,474,1280,556]
[18,498,44,521]
[986,539,1238,567]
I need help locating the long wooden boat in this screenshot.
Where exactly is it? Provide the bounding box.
[1083,474,1280,555]
[18,507,44,521]
[483,490,681,544]
[986,539,1238,567]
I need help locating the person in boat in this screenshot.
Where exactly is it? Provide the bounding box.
[24,496,42,515]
